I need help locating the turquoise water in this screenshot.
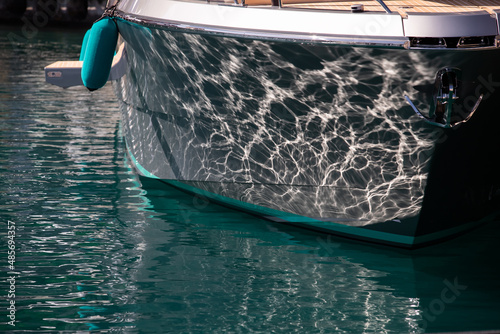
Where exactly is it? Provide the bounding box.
[1,25,500,333]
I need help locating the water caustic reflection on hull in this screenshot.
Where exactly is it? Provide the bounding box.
[114,21,500,247]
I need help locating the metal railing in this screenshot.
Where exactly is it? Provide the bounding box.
[205,0,391,12]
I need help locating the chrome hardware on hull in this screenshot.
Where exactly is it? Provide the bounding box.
[405,68,483,128]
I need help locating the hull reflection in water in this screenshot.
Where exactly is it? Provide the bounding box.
[137,176,500,333]
[110,1,500,248]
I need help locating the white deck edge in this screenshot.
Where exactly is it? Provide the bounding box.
[117,0,405,37]
[116,0,500,41]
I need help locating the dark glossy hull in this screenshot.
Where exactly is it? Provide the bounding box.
[113,18,500,248]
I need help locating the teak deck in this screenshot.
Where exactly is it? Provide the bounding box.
[243,0,500,16]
